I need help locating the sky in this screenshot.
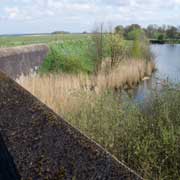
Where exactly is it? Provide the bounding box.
[0,0,180,34]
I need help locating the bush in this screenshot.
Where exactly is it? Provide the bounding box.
[127,29,145,41]
[158,34,165,41]
[130,30,153,61]
[107,33,128,67]
[64,86,180,179]
[40,32,153,75]
[40,41,94,74]
[89,25,106,74]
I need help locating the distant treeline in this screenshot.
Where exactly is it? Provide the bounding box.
[114,24,180,42]
[52,31,70,34]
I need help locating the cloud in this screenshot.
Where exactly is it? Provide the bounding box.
[0,0,180,34]
[2,0,180,21]
[4,7,19,19]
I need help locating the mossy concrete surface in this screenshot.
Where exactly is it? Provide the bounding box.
[0,45,49,79]
[0,71,142,180]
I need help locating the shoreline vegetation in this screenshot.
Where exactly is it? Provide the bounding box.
[17,60,180,179]
[17,59,155,114]
[0,23,179,179]
[150,39,180,44]
[17,26,178,179]
[13,25,180,179]
[17,25,155,115]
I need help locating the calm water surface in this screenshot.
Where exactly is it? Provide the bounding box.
[134,44,180,102]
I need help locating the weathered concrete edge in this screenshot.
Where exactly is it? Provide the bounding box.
[77,126,143,179]
[0,44,49,58]
[0,71,143,179]
[0,44,49,79]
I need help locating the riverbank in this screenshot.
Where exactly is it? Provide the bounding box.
[2,24,180,180]
[16,59,180,179]
[17,59,155,114]
[15,31,158,178]
[150,39,180,44]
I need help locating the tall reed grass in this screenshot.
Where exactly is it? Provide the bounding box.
[17,59,155,114]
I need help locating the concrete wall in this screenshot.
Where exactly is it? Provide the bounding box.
[0,134,20,180]
[0,45,49,79]
[0,71,142,180]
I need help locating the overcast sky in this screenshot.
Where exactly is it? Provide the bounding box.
[0,0,180,34]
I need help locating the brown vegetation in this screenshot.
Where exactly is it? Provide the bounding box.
[17,59,155,115]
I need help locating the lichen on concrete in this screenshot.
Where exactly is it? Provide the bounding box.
[0,71,142,180]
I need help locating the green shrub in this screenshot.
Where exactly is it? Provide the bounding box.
[40,41,94,74]
[130,30,153,61]
[64,86,180,179]
[157,34,165,41]
[39,32,153,74]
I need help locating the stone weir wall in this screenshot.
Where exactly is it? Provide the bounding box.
[0,71,143,179]
[0,45,49,79]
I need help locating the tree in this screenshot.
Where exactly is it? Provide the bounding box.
[177,26,180,38]
[146,24,159,39]
[166,26,178,39]
[115,25,124,35]
[131,29,151,60]
[157,34,165,41]
[127,28,145,40]
[131,30,143,58]
[91,24,104,74]
[124,24,141,38]
[108,32,126,68]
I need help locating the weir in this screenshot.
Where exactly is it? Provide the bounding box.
[0,45,142,179]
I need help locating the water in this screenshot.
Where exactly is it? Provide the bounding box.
[134,44,180,102]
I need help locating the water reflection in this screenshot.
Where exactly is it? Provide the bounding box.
[134,44,180,102]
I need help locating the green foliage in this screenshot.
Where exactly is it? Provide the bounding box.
[144,24,179,41]
[166,26,178,39]
[129,29,153,61]
[0,32,153,74]
[157,34,165,41]
[127,29,145,40]
[0,34,89,47]
[64,86,180,179]
[89,30,104,74]
[124,24,141,39]
[40,40,94,74]
[115,25,124,36]
[107,33,128,67]
[131,37,142,59]
[89,29,129,73]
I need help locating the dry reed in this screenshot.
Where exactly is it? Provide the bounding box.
[17,59,155,115]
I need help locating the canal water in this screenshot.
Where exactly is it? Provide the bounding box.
[133,44,180,103]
